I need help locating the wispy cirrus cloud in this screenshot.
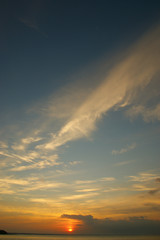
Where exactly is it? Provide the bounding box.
[128,172,160,195]
[0,175,67,194]
[11,154,59,171]
[1,24,160,173]
[12,137,43,151]
[100,177,116,181]
[76,188,100,193]
[29,198,64,207]
[37,25,160,152]
[131,183,160,195]
[129,172,159,182]
[61,192,99,200]
[11,160,58,171]
[0,177,29,185]
[112,143,136,155]
[103,187,126,193]
[132,184,156,192]
[114,160,135,166]
[0,143,59,171]
[75,177,115,185]
[75,180,96,185]
[21,181,66,192]
[0,176,31,195]
[126,104,160,122]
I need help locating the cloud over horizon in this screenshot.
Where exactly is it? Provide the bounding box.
[61,214,160,235]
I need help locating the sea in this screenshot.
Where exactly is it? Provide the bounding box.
[0,235,160,240]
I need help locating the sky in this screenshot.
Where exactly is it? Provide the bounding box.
[0,0,160,235]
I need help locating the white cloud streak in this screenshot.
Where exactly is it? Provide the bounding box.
[100,177,116,181]
[126,104,160,122]
[129,172,159,182]
[112,143,136,155]
[114,160,134,166]
[76,188,100,193]
[0,176,67,194]
[38,25,160,151]
[62,192,99,200]
[0,177,29,185]
[132,184,156,192]
[1,25,160,172]
[75,177,115,185]
[11,154,59,171]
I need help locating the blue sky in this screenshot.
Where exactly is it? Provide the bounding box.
[0,0,160,235]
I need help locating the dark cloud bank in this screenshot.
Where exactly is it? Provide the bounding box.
[61,214,160,235]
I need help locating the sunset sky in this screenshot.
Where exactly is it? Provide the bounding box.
[0,0,160,235]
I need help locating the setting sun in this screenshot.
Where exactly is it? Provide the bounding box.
[68,228,73,232]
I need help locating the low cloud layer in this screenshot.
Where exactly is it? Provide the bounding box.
[61,214,160,235]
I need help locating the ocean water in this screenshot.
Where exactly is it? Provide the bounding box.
[0,235,160,240]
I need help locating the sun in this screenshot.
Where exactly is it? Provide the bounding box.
[68,228,73,232]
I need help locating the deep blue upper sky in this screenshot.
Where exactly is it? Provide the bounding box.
[1,0,160,113]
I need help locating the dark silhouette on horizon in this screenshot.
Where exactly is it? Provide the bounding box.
[0,230,8,234]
